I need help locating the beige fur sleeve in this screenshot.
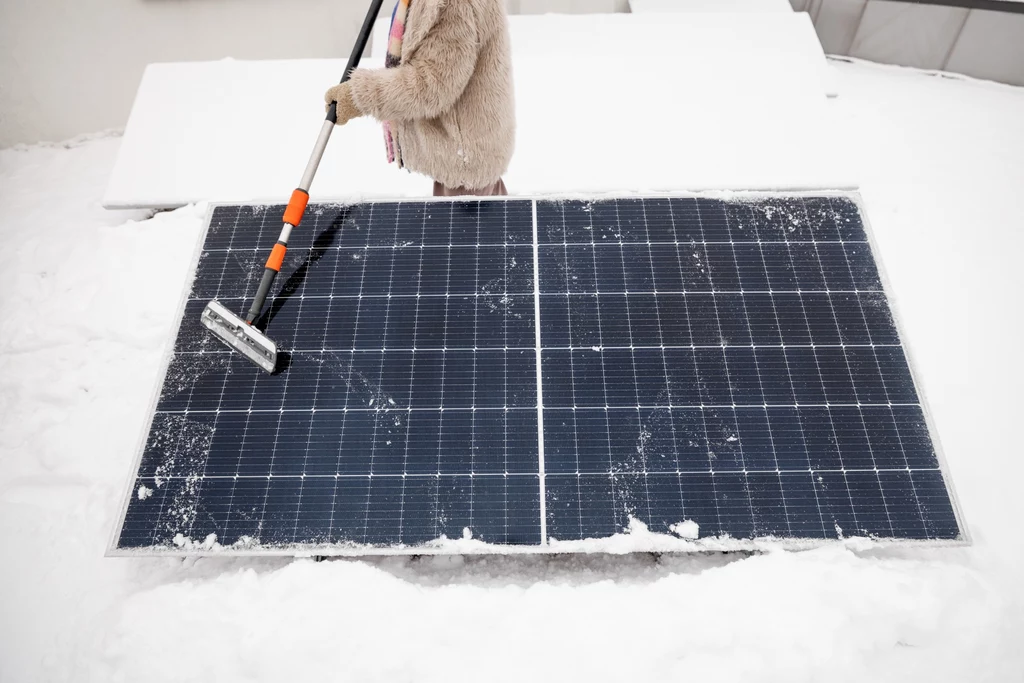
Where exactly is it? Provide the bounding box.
[349,3,480,122]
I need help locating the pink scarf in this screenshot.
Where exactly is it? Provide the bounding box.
[383,0,411,167]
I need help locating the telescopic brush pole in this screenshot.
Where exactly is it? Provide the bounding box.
[244,0,386,325]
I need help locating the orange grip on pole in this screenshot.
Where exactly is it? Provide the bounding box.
[266,243,287,272]
[283,189,310,227]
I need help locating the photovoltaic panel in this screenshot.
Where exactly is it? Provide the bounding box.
[535,197,960,543]
[116,200,542,550]
[111,194,965,555]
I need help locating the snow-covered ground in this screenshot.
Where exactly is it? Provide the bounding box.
[1,57,1023,681]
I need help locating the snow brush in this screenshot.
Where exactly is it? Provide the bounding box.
[200,0,386,374]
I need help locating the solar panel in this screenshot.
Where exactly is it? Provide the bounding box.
[111,194,965,555]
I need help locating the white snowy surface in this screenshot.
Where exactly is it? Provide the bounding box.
[2,57,1024,680]
[106,12,838,209]
[629,0,794,12]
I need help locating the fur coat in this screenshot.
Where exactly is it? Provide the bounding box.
[349,0,515,189]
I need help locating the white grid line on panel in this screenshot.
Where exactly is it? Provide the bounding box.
[532,199,548,544]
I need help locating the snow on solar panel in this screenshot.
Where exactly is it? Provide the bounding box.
[110,194,965,555]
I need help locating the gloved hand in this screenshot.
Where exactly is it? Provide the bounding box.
[324,82,361,125]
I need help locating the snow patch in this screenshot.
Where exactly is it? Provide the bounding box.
[671,520,700,540]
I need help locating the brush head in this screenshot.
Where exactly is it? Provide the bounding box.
[200,300,278,374]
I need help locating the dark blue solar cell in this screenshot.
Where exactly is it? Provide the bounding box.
[845,472,894,536]
[779,472,828,537]
[761,243,798,290]
[292,476,341,543]
[650,248,686,291]
[576,409,616,472]
[785,348,828,404]
[802,408,841,470]
[802,293,842,344]
[723,202,759,241]
[714,473,755,537]
[589,248,626,292]
[843,242,884,290]
[685,293,723,345]
[678,473,722,536]
[705,244,742,291]
[703,408,744,470]
[471,475,543,544]
[815,347,859,404]
[774,295,811,345]
[743,293,783,344]
[633,350,671,405]
[602,349,640,406]
[539,201,595,243]
[592,295,633,346]
[365,203,401,246]
[621,246,657,292]
[767,408,811,469]
[753,347,797,404]
[733,243,772,290]
[830,407,875,470]
[654,294,691,346]
[726,348,765,405]
[816,243,857,291]
[695,348,733,405]
[260,476,305,544]
[664,349,700,406]
[859,292,900,344]
[813,472,857,538]
[745,198,806,241]
[890,405,939,469]
[664,199,706,243]
[670,409,710,469]
[118,196,961,553]
[546,474,614,540]
[623,294,663,344]
[203,207,255,250]
[748,473,793,536]
[644,474,690,532]
[327,477,373,541]
[717,294,753,345]
[606,409,642,466]
[693,199,732,241]
[640,198,679,243]
[730,407,777,468]
[680,245,715,290]
[828,197,868,242]
[636,408,685,472]
[610,199,649,240]
[801,197,844,241]
[875,346,920,403]
[878,471,930,539]
[912,469,961,538]
[789,242,828,290]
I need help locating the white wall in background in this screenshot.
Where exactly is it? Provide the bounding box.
[791,0,1024,86]
[629,0,792,11]
[848,2,968,70]
[514,0,630,12]
[946,10,1024,85]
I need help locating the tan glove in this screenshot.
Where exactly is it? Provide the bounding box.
[324,82,362,125]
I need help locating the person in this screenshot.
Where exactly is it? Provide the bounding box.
[325,0,515,197]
